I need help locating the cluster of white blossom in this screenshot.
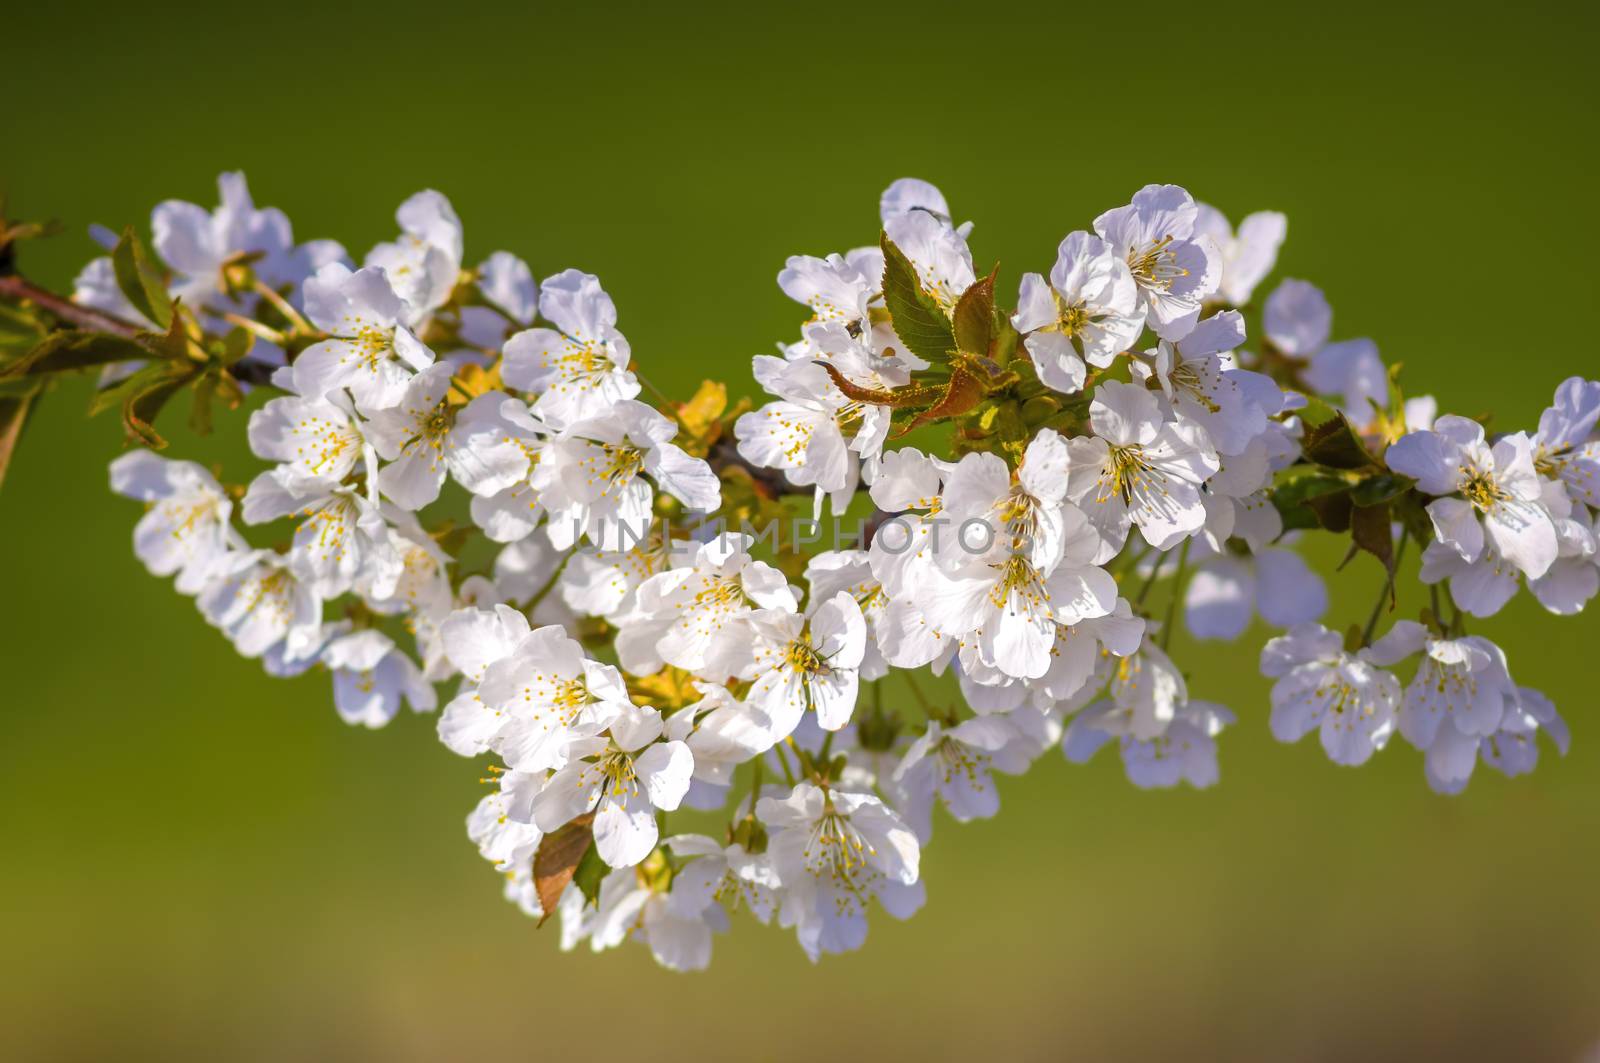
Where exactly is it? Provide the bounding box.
[87,174,1596,970]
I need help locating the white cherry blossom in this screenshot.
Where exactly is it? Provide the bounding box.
[1193,203,1286,306]
[365,366,534,510]
[1066,380,1219,558]
[441,619,632,772]
[1093,183,1220,340]
[321,629,436,728]
[531,703,693,868]
[778,252,875,340]
[240,468,398,599]
[1365,621,1519,750]
[883,207,975,317]
[891,715,1030,842]
[153,171,339,311]
[540,398,719,551]
[1262,278,1331,356]
[293,263,436,413]
[500,269,640,429]
[1386,415,1557,579]
[1011,231,1142,392]
[109,451,236,595]
[247,393,365,483]
[197,549,323,662]
[629,533,797,675]
[363,190,463,324]
[1064,698,1233,789]
[1260,623,1399,766]
[1421,686,1569,794]
[1532,376,1600,508]
[1137,310,1286,456]
[665,834,780,926]
[467,769,544,876]
[709,592,867,741]
[758,782,922,962]
[582,863,724,971]
[1184,544,1328,641]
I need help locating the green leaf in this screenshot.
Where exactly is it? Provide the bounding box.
[982,399,1028,445]
[1308,491,1353,532]
[1350,500,1395,575]
[190,370,218,435]
[989,304,1020,364]
[85,360,196,448]
[880,232,955,365]
[1276,505,1321,532]
[0,375,46,399]
[123,370,190,449]
[1393,491,1435,547]
[1301,412,1377,470]
[1297,396,1340,430]
[1350,472,1412,508]
[1271,465,1358,531]
[952,270,996,356]
[0,302,48,358]
[111,225,173,329]
[0,389,38,491]
[1,330,151,379]
[1269,464,1357,508]
[212,326,254,367]
[136,299,193,362]
[571,838,607,905]
[89,362,170,417]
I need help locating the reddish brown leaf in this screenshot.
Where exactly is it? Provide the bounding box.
[532,813,594,926]
[952,269,996,355]
[895,368,985,437]
[814,360,941,409]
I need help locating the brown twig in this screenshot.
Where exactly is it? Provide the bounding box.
[0,274,838,473]
[706,436,800,499]
[0,274,142,338]
[1,272,284,388]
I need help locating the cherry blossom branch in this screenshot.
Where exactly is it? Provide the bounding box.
[0,271,280,388]
[16,171,1591,972]
[705,436,806,498]
[0,274,140,338]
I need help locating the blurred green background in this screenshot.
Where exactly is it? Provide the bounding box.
[4,1,1599,1059]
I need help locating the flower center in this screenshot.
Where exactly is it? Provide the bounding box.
[163,496,219,542]
[1534,445,1568,481]
[1169,356,1221,413]
[1459,466,1505,511]
[803,808,873,888]
[989,554,1049,610]
[558,338,608,380]
[595,749,641,799]
[784,637,827,675]
[1099,443,1158,505]
[834,401,867,437]
[297,414,357,475]
[1052,292,1091,337]
[599,443,644,485]
[935,736,987,788]
[351,324,393,368]
[241,567,291,620]
[1420,657,1477,705]
[1127,235,1188,291]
